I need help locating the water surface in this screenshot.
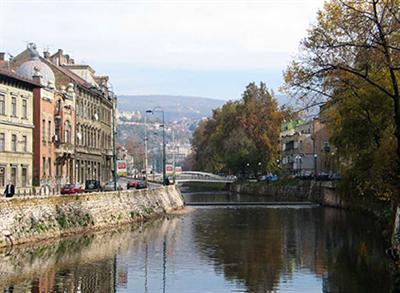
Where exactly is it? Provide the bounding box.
[0,198,393,292]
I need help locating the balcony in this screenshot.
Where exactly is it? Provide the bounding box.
[55,142,74,155]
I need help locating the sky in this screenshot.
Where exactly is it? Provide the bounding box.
[0,0,325,102]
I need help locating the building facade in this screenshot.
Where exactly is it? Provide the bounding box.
[46,51,114,185]
[0,69,38,192]
[2,44,115,188]
[280,117,336,176]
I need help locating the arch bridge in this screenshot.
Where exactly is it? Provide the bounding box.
[175,171,236,183]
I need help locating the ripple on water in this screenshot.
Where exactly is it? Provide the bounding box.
[0,206,394,293]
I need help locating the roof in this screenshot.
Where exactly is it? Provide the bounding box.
[41,58,110,100]
[15,58,55,87]
[0,68,42,88]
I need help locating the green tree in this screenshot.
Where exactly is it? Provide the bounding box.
[191,82,283,176]
[282,0,400,244]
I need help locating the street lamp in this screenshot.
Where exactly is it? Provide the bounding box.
[111,92,118,191]
[147,107,166,186]
[295,155,302,176]
[144,110,153,187]
[314,153,318,178]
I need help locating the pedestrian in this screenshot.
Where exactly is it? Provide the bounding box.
[4,181,15,198]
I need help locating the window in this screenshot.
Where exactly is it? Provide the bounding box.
[22,99,27,119]
[42,119,46,143]
[0,133,4,151]
[48,158,52,177]
[11,134,17,152]
[42,157,46,177]
[11,96,17,116]
[0,166,5,187]
[48,121,52,143]
[10,166,16,186]
[64,121,71,144]
[22,135,27,152]
[21,167,27,187]
[0,94,5,115]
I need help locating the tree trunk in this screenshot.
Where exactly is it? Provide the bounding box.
[392,95,400,248]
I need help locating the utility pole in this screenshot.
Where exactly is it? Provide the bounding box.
[112,93,117,190]
[162,110,166,186]
[172,130,176,184]
[144,112,149,186]
[147,107,166,185]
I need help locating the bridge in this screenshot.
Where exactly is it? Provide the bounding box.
[175,171,236,183]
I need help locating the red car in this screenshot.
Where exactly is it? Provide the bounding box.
[127,180,140,189]
[60,184,84,195]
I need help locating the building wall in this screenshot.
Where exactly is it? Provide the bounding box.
[75,87,113,185]
[32,88,57,187]
[54,89,75,186]
[7,47,114,187]
[0,79,34,191]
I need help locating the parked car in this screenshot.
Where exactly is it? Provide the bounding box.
[258,174,279,182]
[127,180,140,189]
[315,172,330,181]
[103,181,122,191]
[85,180,102,193]
[136,180,147,189]
[60,183,84,195]
[330,173,342,181]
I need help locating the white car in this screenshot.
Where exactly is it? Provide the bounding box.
[103,181,122,191]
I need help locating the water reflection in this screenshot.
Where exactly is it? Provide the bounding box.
[192,207,392,292]
[0,206,393,292]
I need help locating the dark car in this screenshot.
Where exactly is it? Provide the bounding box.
[60,184,84,195]
[127,180,140,189]
[136,180,147,189]
[315,172,330,181]
[85,180,102,193]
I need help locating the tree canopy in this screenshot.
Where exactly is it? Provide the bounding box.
[191,82,284,176]
[283,0,400,202]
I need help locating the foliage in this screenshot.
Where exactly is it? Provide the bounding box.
[283,0,400,203]
[326,83,396,201]
[191,82,285,175]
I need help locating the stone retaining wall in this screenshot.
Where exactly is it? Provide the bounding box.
[0,185,184,247]
[231,180,343,207]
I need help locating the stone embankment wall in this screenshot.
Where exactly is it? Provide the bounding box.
[0,186,184,248]
[231,180,342,207]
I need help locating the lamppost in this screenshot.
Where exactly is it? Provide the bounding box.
[314,153,318,178]
[144,110,152,187]
[295,155,301,176]
[111,92,118,191]
[147,107,166,185]
[330,152,335,175]
[258,161,262,176]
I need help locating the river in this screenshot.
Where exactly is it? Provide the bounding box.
[0,194,393,292]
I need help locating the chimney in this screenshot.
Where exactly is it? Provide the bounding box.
[0,53,5,61]
[43,51,50,59]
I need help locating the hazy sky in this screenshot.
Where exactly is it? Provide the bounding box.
[0,0,324,102]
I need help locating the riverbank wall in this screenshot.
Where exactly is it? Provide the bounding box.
[0,185,184,248]
[230,180,390,219]
[230,180,343,207]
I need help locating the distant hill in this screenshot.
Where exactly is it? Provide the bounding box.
[117,95,225,121]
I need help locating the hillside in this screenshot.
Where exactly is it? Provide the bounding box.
[117,95,225,121]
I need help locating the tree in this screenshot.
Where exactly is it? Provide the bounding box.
[191,82,283,176]
[282,0,400,245]
[124,137,145,171]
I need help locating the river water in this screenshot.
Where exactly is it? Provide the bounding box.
[0,194,394,293]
